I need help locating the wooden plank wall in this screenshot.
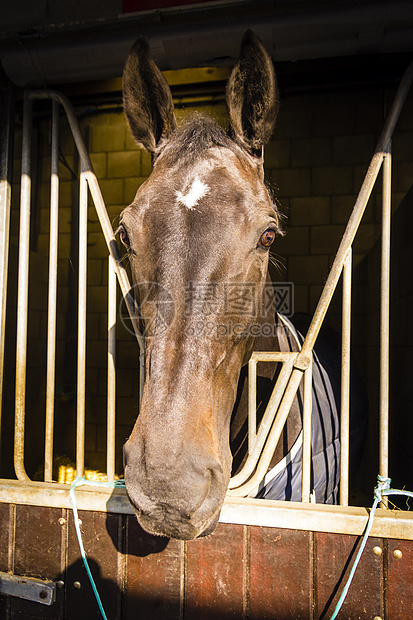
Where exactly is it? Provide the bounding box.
[0,502,412,619]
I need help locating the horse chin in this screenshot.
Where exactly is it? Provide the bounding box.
[136,514,216,540]
[130,500,224,540]
[196,512,221,538]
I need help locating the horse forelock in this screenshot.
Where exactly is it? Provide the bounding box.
[154,114,238,167]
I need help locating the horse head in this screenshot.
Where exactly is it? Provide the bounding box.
[120,31,281,539]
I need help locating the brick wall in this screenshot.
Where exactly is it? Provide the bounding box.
[6,73,413,481]
[270,86,413,318]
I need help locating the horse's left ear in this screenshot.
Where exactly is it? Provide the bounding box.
[123,37,177,153]
[226,30,279,156]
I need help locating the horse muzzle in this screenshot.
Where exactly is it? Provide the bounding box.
[123,437,230,540]
[127,491,223,540]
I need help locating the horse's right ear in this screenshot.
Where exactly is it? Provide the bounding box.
[123,38,177,153]
[226,30,279,156]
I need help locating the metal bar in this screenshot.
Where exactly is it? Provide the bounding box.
[340,250,352,505]
[250,351,298,362]
[1,478,413,540]
[0,571,56,606]
[107,256,117,482]
[26,90,144,352]
[379,141,392,505]
[139,350,145,405]
[248,358,257,454]
[299,60,413,360]
[44,100,60,482]
[301,359,313,503]
[228,353,297,489]
[76,164,88,478]
[221,495,413,541]
[0,74,14,451]
[14,93,32,481]
[228,367,305,496]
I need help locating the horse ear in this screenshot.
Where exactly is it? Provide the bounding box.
[123,38,177,153]
[226,30,279,155]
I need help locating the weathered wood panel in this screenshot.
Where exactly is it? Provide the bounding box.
[250,527,313,620]
[315,533,384,619]
[0,502,12,618]
[12,504,65,619]
[66,510,122,620]
[388,539,413,619]
[125,514,183,619]
[1,502,413,619]
[0,502,12,572]
[186,523,246,620]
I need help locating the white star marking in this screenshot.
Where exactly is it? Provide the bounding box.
[176,177,209,210]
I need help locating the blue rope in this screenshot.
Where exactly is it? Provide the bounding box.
[330,474,413,619]
[69,476,126,620]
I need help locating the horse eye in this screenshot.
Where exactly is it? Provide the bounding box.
[259,229,276,248]
[119,225,130,248]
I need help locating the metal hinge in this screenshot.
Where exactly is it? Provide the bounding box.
[0,571,56,606]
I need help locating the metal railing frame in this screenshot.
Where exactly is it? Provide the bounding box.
[228,60,413,502]
[0,58,411,506]
[12,91,145,483]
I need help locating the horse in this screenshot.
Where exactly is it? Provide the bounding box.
[119,31,367,540]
